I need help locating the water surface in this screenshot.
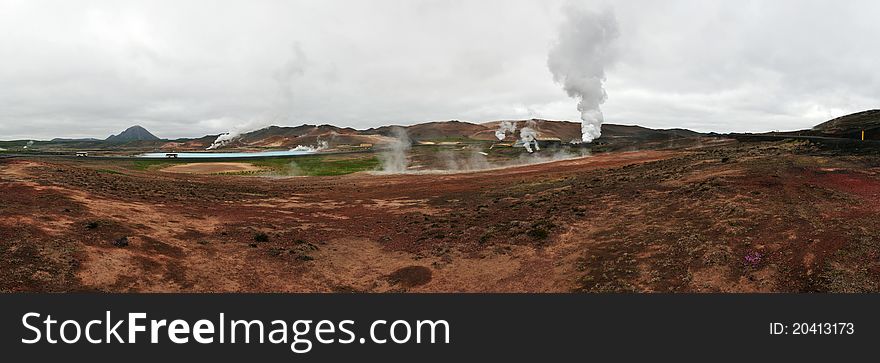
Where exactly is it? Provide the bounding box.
[138,149,315,158]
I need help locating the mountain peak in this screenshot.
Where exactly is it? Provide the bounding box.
[106,125,160,142]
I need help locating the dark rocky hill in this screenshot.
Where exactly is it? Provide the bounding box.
[812,110,880,139]
[105,125,160,143]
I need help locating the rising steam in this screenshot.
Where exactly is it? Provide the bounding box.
[379,127,411,173]
[413,147,589,174]
[519,123,540,153]
[207,119,272,149]
[208,44,307,150]
[547,6,619,143]
[290,139,328,153]
[494,121,517,140]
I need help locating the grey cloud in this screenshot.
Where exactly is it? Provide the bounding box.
[0,0,877,139]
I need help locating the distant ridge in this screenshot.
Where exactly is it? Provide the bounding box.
[50,137,101,142]
[105,125,160,142]
[180,119,705,150]
[812,109,880,139]
[360,119,702,143]
[5,119,707,149]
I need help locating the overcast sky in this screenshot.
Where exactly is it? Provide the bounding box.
[1,0,878,140]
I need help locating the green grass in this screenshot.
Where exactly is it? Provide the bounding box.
[121,154,379,176]
[255,155,380,176]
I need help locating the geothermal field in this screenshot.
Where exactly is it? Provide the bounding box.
[2,113,880,293]
[2,2,880,296]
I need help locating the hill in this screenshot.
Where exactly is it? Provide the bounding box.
[364,120,489,141]
[360,119,703,144]
[7,119,704,151]
[203,119,705,149]
[105,125,160,143]
[812,109,880,139]
[206,124,396,149]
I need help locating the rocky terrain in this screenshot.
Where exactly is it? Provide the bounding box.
[2,136,879,292]
[3,110,879,293]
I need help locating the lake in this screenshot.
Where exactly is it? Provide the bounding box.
[137,149,316,158]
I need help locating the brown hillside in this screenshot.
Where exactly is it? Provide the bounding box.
[205,119,703,149]
[813,110,880,139]
[363,120,489,141]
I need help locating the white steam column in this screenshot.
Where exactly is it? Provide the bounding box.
[547,6,619,143]
[495,121,517,140]
[519,126,540,153]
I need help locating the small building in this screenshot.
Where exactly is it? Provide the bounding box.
[165,153,179,158]
[75,152,88,157]
[537,137,563,148]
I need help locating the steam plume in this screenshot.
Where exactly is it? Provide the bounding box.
[207,44,307,150]
[207,119,272,149]
[547,6,619,143]
[494,121,517,140]
[519,125,540,153]
[439,148,491,171]
[289,139,328,153]
[379,127,411,173]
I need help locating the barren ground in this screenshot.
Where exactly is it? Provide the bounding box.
[160,162,264,174]
[2,139,879,292]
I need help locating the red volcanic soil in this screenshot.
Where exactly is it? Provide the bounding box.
[2,140,880,292]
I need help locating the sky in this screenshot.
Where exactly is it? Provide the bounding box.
[1,0,878,140]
